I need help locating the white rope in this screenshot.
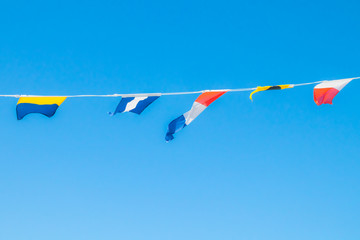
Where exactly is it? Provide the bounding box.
[292,81,323,87]
[0,77,357,98]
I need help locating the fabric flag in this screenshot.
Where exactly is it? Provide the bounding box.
[110,95,160,115]
[165,91,227,142]
[16,96,67,120]
[314,78,354,105]
[249,84,293,101]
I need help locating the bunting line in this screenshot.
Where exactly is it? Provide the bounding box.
[0,78,357,98]
[1,76,359,141]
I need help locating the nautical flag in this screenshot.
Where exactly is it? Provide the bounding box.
[110,95,160,115]
[314,78,354,105]
[16,96,67,120]
[250,84,293,101]
[165,91,227,142]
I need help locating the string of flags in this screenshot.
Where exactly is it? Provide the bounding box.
[3,77,358,141]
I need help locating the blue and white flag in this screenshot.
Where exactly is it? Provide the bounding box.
[110,95,160,115]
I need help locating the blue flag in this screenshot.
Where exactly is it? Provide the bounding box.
[110,96,160,115]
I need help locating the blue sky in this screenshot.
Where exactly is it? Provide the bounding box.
[0,0,360,239]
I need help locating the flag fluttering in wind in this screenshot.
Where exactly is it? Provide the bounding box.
[16,97,67,120]
[110,95,160,115]
[314,78,354,105]
[249,84,294,101]
[165,91,227,142]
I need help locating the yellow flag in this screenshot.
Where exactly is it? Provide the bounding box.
[250,84,293,101]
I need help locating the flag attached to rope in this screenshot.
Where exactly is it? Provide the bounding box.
[110,95,160,115]
[16,97,67,120]
[165,91,227,142]
[249,84,293,101]
[314,78,354,105]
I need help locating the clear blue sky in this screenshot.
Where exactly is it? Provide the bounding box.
[0,0,359,239]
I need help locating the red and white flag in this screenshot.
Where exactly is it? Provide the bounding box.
[314,78,354,105]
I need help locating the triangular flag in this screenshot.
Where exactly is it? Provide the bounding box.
[314,78,354,105]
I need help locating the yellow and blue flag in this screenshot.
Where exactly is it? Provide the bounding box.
[16,97,67,120]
